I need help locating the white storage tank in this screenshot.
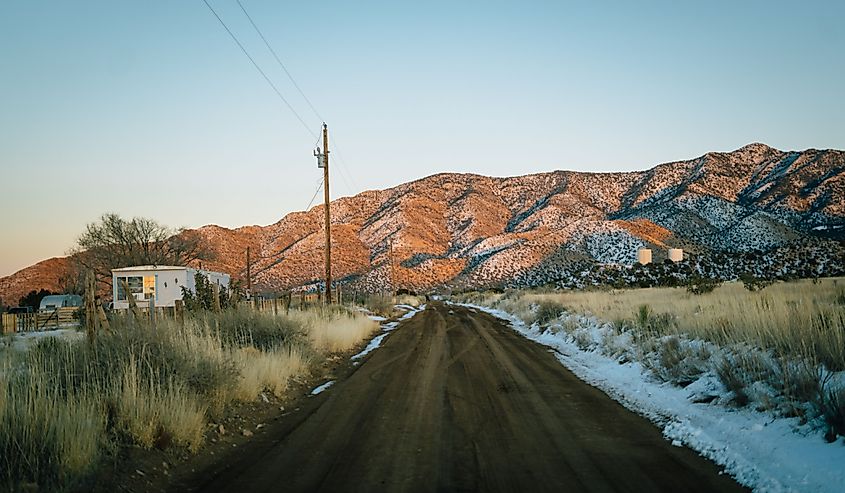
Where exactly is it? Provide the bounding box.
[637,248,652,265]
[668,248,684,262]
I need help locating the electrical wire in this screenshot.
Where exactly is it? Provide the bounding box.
[326,135,362,194]
[235,0,324,124]
[233,1,360,198]
[304,178,324,211]
[201,0,318,140]
[251,178,325,263]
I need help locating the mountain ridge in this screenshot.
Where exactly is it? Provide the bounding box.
[2,143,843,302]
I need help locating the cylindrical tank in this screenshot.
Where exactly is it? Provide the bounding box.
[637,248,652,265]
[668,248,683,262]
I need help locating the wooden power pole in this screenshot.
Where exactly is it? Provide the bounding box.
[315,123,332,304]
[246,246,252,300]
[389,238,395,296]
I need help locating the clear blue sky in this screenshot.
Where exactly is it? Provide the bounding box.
[1,0,843,277]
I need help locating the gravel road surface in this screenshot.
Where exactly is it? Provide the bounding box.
[179,303,746,492]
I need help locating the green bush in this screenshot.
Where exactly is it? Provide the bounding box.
[181,272,239,311]
[822,386,845,442]
[686,275,721,295]
[739,273,774,292]
[201,307,307,352]
[535,301,566,325]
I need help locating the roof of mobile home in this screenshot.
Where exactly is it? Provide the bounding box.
[112,265,185,272]
[111,265,230,278]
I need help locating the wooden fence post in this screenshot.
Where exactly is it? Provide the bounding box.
[175,299,185,326]
[212,283,221,313]
[123,279,143,321]
[97,305,111,334]
[85,271,98,344]
[149,295,156,329]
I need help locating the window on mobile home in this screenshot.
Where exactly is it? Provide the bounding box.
[116,276,144,301]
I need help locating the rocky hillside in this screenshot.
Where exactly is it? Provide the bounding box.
[2,143,843,301]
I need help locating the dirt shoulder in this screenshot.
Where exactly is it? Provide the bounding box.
[168,303,747,493]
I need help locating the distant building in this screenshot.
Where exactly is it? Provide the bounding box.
[111,265,230,309]
[39,294,82,312]
[668,248,684,262]
[637,248,652,265]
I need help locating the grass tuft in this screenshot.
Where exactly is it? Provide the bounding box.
[0,303,376,489]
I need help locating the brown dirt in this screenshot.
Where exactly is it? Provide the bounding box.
[168,303,748,493]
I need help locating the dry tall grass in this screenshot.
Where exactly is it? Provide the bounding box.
[459,278,845,439]
[297,310,379,352]
[0,304,377,490]
[523,278,845,370]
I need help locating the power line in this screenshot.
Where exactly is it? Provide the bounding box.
[201,0,318,140]
[250,178,325,263]
[304,178,324,211]
[233,1,361,199]
[235,0,324,124]
[326,135,362,194]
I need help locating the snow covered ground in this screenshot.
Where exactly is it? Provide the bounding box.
[0,328,83,352]
[459,303,845,493]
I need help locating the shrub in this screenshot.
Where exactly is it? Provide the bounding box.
[821,386,845,442]
[636,304,652,328]
[739,273,774,292]
[181,272,238,311]
[535,301,566,325]
[633,305,674,336]
[205,307,306,351]
[686,275,721,295]
[363,295,394,317]
[647,336,710,386]
[716,357,749,407]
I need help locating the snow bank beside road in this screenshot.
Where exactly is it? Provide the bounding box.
[350,304,425,363]
[461,303,845,493]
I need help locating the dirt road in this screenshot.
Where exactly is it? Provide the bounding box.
[177,303,746,492]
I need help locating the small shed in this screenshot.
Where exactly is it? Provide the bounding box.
[111,265,230,309]
[637,248,652,265]
[668,248,684,262]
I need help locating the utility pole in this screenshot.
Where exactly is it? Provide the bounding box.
[246,246,252,300]
[315,123,331,304]
[389,238,395,296]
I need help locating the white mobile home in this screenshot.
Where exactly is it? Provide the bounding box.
[111,265,230,309]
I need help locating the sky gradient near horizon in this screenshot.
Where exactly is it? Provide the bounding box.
[1,0,844,278]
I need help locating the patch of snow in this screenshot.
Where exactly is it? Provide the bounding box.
[351,305,426,362]
[367,315,388,321]
[459,303,845,493]
[310,380,335,395]
[351,333,389,360]
[5,329,83,352]
[399,304,425,320]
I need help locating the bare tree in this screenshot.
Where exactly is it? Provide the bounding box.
[70,213,211,284]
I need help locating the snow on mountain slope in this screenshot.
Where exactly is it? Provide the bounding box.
[2,143,843,299]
